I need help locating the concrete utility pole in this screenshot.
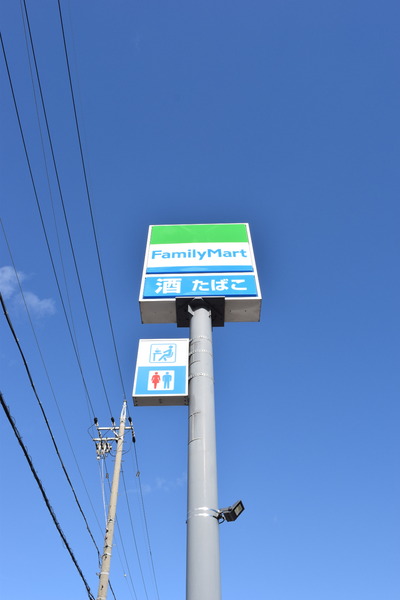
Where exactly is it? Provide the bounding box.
[93,400,134,600]
[186,302,221,600]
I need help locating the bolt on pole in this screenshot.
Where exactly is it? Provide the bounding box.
[186,302,221,600]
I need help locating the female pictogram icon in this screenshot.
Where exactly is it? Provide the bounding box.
[151,371,161,389]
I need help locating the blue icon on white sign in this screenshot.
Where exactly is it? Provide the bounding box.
[149,343,177,363]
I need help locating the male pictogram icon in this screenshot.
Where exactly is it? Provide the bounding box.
[162,371,172,389]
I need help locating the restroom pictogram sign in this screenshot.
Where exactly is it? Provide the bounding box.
[132,339,189,406]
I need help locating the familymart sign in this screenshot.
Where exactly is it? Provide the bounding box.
[139,223,261,324]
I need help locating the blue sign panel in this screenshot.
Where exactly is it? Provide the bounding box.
[143,274,258,299]
[134,366,187,396]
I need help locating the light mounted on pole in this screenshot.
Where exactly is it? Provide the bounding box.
[217,500,245,523]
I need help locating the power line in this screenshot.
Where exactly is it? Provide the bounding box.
[121,470,151,600]
[0,290,102,561]
[20,0,114,418]
[52,13,163,595]
[0,391,95,600]
[108,477,139,600]
[1,284,119,600]
[3,11,161,597]
[133,446,161,600]
[99,428,151,600]
[19,0,81,356]
[52,15,162,595]
[56,0,127,402]
[101,451,139,600]
[0,30,96,420]
[1,220,119,600]
[0,221,102,530]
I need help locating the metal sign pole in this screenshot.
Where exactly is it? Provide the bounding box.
[186,301,221,600]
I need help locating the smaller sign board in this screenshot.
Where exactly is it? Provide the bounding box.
[132,339,189,406]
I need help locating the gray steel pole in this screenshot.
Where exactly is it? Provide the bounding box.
[186,303,221,600]
[97,400,127,600]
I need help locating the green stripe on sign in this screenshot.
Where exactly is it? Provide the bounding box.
[150,224,249,244]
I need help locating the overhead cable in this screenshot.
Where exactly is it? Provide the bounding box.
[20,0,113,418]
[1,220,120,600]
[121,470,151,600]
[19,0,81,354]
[56,0,127,402]
[53,15,162,595]
[51,16,162,594]
[0,291,101,561]
[133,445,161,600]
[0,31,95,419]
[0,391,95,600]
[103,458,139,600]
[0,219,103,532]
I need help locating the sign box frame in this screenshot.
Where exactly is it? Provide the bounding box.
[139,223,262,324]
[132,338,189,406]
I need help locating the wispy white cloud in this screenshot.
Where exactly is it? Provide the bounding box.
[0,265,26,299]
[15,291,56,317]
[152,473,187,494]
[125,473,186,496]
[155,477,169,491]
[0,265,55,318]
[140,483,152,495]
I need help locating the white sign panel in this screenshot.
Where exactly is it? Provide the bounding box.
[147,242,253,273]
[132,338,189,406]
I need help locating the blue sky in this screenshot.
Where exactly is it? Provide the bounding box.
[1,1,399,599]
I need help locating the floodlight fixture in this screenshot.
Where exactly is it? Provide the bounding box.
[218,500,245,523]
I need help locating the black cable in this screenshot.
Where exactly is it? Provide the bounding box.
[133,445,161,600]
[0,392,95,600]
[56,0,127,402]
[121,470,150,600]
[19,0,81,357]
[1,282,119,600]
[0,31,96,419]
[20,0,114,418]
[0,218,104,531]
[1,220,121,599]
[2,21,139,600]
[0,291,101,560]
[53,17,162,595]
[103,456,139,600]
[6,9,161,597]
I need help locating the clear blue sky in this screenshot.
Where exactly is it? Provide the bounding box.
[1,1,399,599]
